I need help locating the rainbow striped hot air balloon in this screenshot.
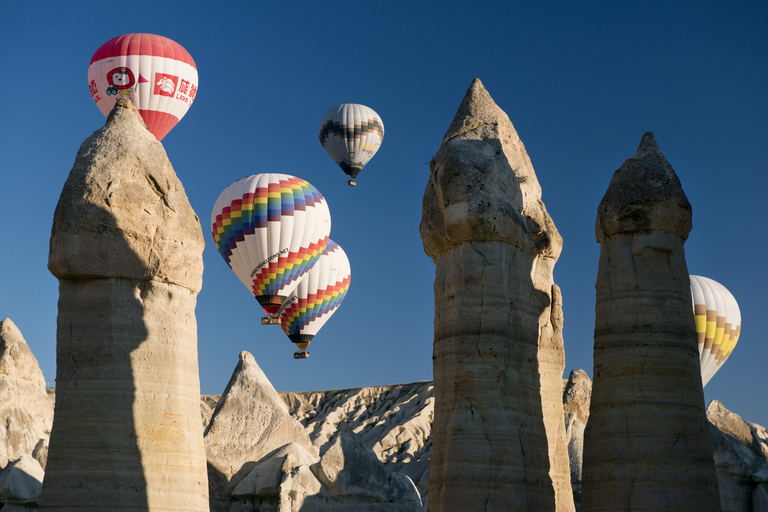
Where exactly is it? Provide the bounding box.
[88,33,198,140]
[279,240,351,359]
[211,174,331,316]
[319,103,384,186]
[690,275,741,386]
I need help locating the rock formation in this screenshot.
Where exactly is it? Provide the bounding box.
[1,313,766,511]
[0,319,54,472]
[562,370,591,511]
[419,78,572,511]
[40,98,209,511]
[283,381,434,500]
[204,351,318,512]
[206,351,423,512]
[707,400,768,512]
[581,132,720,511]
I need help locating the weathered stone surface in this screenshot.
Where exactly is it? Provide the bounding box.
[40,98,208,511]
[563,369,591,426]
[231,442,320,501]
[204,351,318,512]
[48,99,203,291]
[313,422,421,505]
[709,400,755,449]
[420,78,572,511]
[0,319,54,471]
[0,455,44,506]
[282,381,433,500]
[581,132,719,511]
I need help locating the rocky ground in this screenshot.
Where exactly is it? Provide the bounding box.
[0,319,766,511]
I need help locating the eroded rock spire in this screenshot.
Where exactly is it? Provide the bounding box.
[40,98,209,511]
[581,132,719,511]
[420,79,572,511]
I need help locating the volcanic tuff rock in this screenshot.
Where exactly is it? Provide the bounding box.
[207,351,423,512]
[204,351,318,512]
[40,98,209,511]
[581,132,720,511]
[2,320,767,512]
[0,319,53,473]
[420,78,572,511]
[282,381,434,500]
[707,401,768,512]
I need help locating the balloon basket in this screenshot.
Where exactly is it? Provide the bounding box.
[347,180,357,187]
[293,351,310,359]
[261,316,280,325]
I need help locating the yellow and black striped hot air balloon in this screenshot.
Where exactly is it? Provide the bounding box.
[690,275,741,387]
[319,104,384,186]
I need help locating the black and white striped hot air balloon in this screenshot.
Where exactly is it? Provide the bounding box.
[318,104,384,186]
[690,275,741,387]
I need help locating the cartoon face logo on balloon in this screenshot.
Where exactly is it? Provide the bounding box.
[106,67,135,96]
[88,33,198,140]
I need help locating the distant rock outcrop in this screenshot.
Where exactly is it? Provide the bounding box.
[204,351,318,512]
[40,98,209,511]
[208,351,423,512]
[282,382,434,500]
[0,319,53,473]
[420,78,572,511]
[708,400,768,511]
[582,132,720,511]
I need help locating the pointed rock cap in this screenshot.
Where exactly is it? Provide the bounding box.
[0,318,47,389]
[48,98,204,291]
[421,78,561,261]
[596,132,692,241]
[204,351,317,502]
[443,79,513,143]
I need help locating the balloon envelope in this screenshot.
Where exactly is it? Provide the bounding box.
[211,174,331,315]
[88,33,198,140]
[279,240,351,351]
[690,275,741,386]
[319,104,384,183]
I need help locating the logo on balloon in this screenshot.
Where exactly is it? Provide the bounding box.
[154,73,179,97]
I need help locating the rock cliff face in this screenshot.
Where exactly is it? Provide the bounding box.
[419,78,572,511]
[581,132,720,511]
[40,98,209,511]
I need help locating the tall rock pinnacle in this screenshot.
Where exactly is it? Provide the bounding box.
[420,79,573,511]
[40,98,209,511]
[581,132,720,511]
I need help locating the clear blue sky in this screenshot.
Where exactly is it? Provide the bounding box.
[1,1,766,426]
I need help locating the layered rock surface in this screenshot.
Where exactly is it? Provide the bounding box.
[581,132,720,511]
[204,351,318,512]
[205,351,422,512]
[40,98,208,511]
[419,78,572,511]
[0,320,765,512]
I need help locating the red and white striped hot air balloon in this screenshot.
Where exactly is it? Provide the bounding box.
[690,275,742,387]
[88,33,198,141]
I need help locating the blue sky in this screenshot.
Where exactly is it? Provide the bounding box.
[1,1,766,426]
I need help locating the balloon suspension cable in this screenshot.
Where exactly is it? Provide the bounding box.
[293,350,310,360]
[347,179,357,187]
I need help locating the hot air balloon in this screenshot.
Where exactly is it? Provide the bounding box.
[279,240,351,359]
[211,174,331,316]
[88,33,198,141]
[690,275,741,386]
[318,104,384,186]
